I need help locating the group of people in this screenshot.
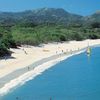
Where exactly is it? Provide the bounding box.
[56,49,74,55]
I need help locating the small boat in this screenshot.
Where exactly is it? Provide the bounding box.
[87,47,91,54]
[86,41,91,55]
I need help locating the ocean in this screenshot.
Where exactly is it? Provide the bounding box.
[1,47,100,100]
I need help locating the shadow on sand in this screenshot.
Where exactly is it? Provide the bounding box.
[0,55,16,60]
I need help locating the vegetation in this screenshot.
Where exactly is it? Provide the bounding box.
[0,8,100,57]
[11,23,100,45]
[0,27,16,57]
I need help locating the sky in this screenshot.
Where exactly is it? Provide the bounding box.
[0,0,99,16]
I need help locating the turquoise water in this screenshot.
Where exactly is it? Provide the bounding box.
[1,47,100,100]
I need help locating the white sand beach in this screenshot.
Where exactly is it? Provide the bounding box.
[0,39,100,95]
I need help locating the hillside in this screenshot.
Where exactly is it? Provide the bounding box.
[0,8,100,57]
[0,8,84,26]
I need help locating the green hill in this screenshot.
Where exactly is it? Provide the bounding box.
[0,8,100,57]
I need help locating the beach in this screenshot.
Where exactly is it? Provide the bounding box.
[0,39,100,96]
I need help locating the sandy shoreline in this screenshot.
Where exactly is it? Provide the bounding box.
[0,49,84,96]
[0,39,100,96]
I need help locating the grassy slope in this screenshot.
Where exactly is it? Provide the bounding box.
[11,24,100,46]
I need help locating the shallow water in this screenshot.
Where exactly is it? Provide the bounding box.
[1,47,100,100]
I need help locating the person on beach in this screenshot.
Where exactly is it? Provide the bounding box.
[28,66,30,71]
[24,50,27,55]
[56,51,57,54]
[70,50,72,54]
[22,48,28,55]
[33,67,35,70]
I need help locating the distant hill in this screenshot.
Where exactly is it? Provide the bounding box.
[0,8,83,26]
[0,8,100,26]
[83,11,100,27]
[84,11,100,23]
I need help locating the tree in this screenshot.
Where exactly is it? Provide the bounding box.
[91,22,100,28]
